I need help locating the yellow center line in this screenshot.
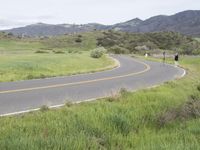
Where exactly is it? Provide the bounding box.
[0,59,150,94]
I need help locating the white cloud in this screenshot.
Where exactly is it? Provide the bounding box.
[0,0,199,29]
[0,18,29,30]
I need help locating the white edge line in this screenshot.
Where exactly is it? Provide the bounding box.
[165,63,186,78]
[0,56,120,117]
[0,58,186,117]
[134,55,186,78]
[0,98,102,117]
[180,68,186,78]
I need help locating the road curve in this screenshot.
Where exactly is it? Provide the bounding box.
[0,55,185,116]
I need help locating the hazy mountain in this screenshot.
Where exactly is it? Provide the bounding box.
[3,23,108,37]
[4,23,70,37]
[109,18,143,31]
[127,10,200,36]
[3,10,200,36]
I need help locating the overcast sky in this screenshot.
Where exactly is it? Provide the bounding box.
[0,0,200,29]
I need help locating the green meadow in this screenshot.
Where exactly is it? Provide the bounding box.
[0,53,115,82]
[0,32,115,82]
[0,56,199,149]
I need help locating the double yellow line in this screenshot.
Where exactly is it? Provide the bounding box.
[0,59,150,94]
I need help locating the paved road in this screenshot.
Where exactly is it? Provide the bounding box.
[0,55,185,116]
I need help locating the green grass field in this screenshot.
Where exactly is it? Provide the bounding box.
[0,32,116,82]
[0,56,199,149]
[0,52,115,82]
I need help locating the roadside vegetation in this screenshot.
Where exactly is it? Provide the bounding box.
[0,52,114,82]
[90,47,107,58]
[1,30,200,82]
[0,56,199,149]
[97,30,200,55]
[0,31,115,82]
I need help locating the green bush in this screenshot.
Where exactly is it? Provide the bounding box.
[90,47,107,58]
[197,84,200,91]
[109,46,129,54]
[35,50,49,54]
[7,32,14,36]
[53,50,65,54]
[68,49,73,53]
[75,38,82,43]
[40,105,49,112]
[26,74,34,79]
[97,37,116,47]
[97,31,200,55]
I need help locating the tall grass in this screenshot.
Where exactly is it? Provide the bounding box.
[0,32,115,82]
[0,52,114,82]
[0,56,199,149]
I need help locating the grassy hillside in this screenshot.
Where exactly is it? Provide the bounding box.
[0,31,115,82]
[0,56,199,149]
[1,30,199,82]
[0,31,103,54]
[0,52,114,82]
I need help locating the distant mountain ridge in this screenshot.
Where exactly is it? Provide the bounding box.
[2,10,200,36]
[127,10,200,36]
[3,23,108,37]
[109,18,143,31]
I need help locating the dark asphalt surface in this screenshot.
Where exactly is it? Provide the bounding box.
[0,55,185,116]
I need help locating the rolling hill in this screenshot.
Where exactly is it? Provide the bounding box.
[2,10,200,36]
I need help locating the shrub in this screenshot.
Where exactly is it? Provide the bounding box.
[90,50,103,58]
[97,31,200,55]
[157,94,200,127]
[35,50,49,54]
[90,47,107,58]
[106,91,121,102]
[26,74,34,79]
[120,88,128,95]
[40,105,49,112]
[109,46,129,54]
[68,49,73,53]
[39,74,47,79]
[65,101,73,107]
[106,96,120,102]
[75,38,82,43]
[7,32,14,36]
[97,37,116,47]
[53,50,65,54]
[197,84,200,91]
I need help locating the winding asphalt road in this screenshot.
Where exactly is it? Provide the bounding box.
[0,55,185,116]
